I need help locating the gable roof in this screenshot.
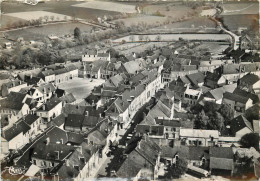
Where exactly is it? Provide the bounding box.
[186,72,205,86]
[0,92,27,110]
[2,120,30,141]
[233,88,259,104]
[23,114,40,125]
[230,115,253,134]
[209,147,233,159]
[2,80,26,89]
[38,98,61,111]
[240,73,259,85]
[210,157,233,171]
[65,114,84,128]
[223,92,250,104]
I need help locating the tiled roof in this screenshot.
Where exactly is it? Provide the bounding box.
[230,115,253,135]
[2,80,26,89]
[223,92,250,104]
[233,88,259,104]
[23,114,40,125]
[0,92,27,110]
[54,68,68,75]
[210,157,233,170]
[186,72,205,86]
[65,114,84,128]
[2,120,30,141]
[38,98,61,111]
[209,147,233,159]
[240,73,259,85]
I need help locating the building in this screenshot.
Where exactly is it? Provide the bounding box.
[230,115,253,138]
[1,119,30,150]
[28,83,56,103]
[54,68,69,84]
[1,80,28,97]
[223,92,253,112]
[238,73,260,94]
[179,128,219,147]
[36,98,62,122]
[39,69,55,83]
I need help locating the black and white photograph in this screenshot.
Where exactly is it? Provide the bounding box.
[0,0,259,180]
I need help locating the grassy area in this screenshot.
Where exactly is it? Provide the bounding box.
[221,14,259,33]
[112,15,167,26]
[142,3,194,19]
[72,1,137,13]
[4,22,93,41]
[221,2,259,15]
[57,77,105,99]
[2,1,120,22]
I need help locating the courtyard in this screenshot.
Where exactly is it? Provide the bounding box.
[57,77,105,99]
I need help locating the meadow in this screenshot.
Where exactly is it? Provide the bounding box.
[221,2,259,15]
[4,22,93,41]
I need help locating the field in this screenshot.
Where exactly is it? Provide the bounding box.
[72,1,137,13]
[142,3,194,19]
[1,1,120,23]
[0,15,28,29]
[58,77,105,99]
[5,11,73,21]
[221,2,259,15]
[156,17,216,31]
[221,14,259,33]
[4,22,93,41]
[112,15,167,26]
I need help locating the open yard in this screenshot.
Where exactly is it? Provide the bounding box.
[194,42,229,55]
[221,2,259,15]
[57,77,105,99]
[72,1,137,13]
[3,22,93,41]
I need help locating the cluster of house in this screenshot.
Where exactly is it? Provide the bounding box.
[1,40,260,180]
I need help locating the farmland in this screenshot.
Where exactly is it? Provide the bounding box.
[3,22,93,41]
[72,1,137,13]
[152,17,218,33]
[221,14,259,33]
[111,15,167,27]
[194,42,229,55]
[142,3,194,19]
[221,2,259,15]
[5,11,73,21]
[1,1,120,23]
[57,77,105,99]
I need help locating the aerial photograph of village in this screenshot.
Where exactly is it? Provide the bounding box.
[0,0,259,180]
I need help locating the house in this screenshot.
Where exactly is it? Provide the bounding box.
[183,86,202,105]
[233,88,259,104]
[64,63,79,79]
[179,128,219,147]
[64,114,84,132]
[223,92,253,112]
[25,77,45,86]
[4,42,12,49]
[230,115,253,138]
[18,68,42,81]
[1,119,30,150]
[116,137,161,180]
[82,50,110,62]
[209,147,234,176]
[54,68,69,84]
[28,83,56,103]
[0,92,31,125]
[1,80,28,97]
[23,114,43,140]
[240,34,253,50]
[186,72,205,88]
[36,98,62,122]
[204,72,221,89]
[38,69,55,83]
[238,73,260,94]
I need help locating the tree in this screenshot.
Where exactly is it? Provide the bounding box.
[129,35,135,42]
[240,133,259,151]
[50,15,55,22]
[43,15,49,23]
[219,103,234,125]
[155,35,162,42]
[166,158,188,179]
[0,54,8,69]
[74,27,81,40]
[245,104,259,122]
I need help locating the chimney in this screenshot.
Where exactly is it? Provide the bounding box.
[66,159,70,167]
[137,141,141,149]
[19,81,22,85]
[43,105,46,111]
